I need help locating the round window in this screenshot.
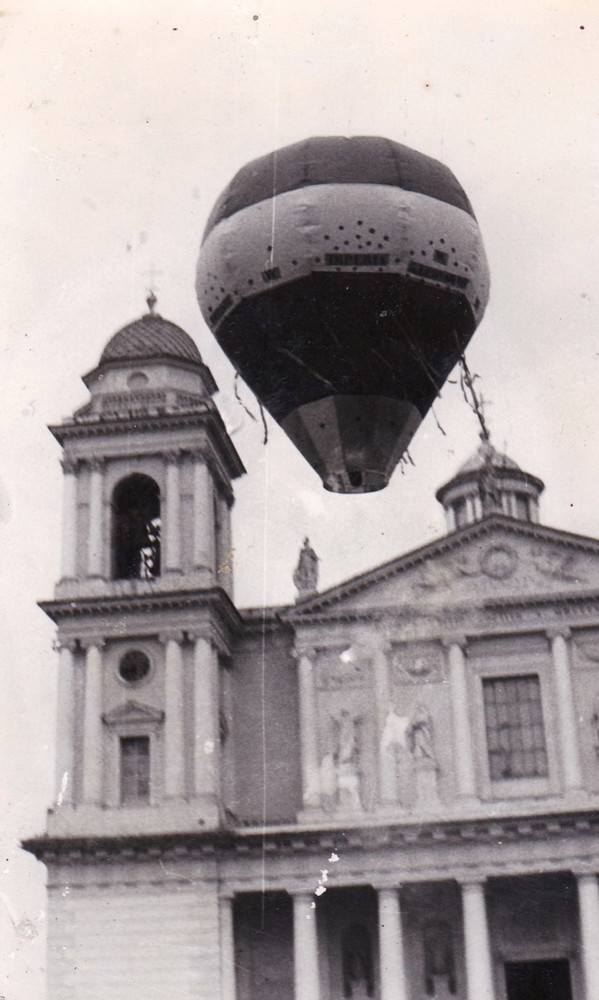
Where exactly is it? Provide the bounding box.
[127,371,149,389]
[118,649,151,684]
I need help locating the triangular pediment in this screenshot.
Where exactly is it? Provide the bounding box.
[102,700,165,726]
[287,516,599,621]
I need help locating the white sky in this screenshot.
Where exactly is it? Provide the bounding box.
[1,1,598,994]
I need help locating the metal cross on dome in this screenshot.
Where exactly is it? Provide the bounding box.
[144,263,163,314]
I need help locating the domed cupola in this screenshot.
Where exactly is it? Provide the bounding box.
[77,295,217,421]
[436,436,545,532]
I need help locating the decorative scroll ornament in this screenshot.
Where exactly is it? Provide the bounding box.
[392,643,443,684]
[480,544,518,580]
[316,650,371,690]
[530,545,584,583]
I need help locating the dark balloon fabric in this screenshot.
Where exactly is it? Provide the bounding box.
[197,136,490,493]
[203,135,475,235]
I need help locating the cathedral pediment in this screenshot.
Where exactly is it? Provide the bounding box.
[287,516,599,621]
[102,700,165,726]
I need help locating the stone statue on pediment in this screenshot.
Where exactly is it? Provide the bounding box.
[293,537,319,598]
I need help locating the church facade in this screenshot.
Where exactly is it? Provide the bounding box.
[24,309,599,1000]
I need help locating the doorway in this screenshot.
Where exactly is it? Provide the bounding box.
[504,959,572,1000]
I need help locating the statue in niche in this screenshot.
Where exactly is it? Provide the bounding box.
[407,704,436,765]
[334,711,362,810]
[342,924,374,998]
[293,537,319,598]
[423,919,456,996]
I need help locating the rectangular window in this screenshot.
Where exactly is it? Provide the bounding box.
[483,675,548,780]
[514,492,531,521]
[120,735,150,803]
[453,497,468,528]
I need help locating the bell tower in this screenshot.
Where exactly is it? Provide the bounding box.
[41,303,245,838]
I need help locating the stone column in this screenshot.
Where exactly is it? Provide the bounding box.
[378,888,409,1000]
[60,458,78,580]
[293,892,320,1000]
[374,641,397,806]
[87,458,105,578]
[216,491,234,595]
[548,628,583,792]
[461,880,495,1000]
[82,640,104,805]
[164,451,182,573]
[191,632,219,800]
[219,894,236,1000]
[466,496,476,523]
[577,873,599,998]
[295,648,321,809]
[192,452,216,580]
[162,631,186,797]
[445,637,477,799]
[54,639,78,806]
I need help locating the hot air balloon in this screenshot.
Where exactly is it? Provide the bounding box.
[197,136,490,493]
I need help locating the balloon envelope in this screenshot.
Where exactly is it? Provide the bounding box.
[197,136,490,493]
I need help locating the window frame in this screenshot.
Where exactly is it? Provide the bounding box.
[102,701,165,808]
[482,674,549,782]
[119,734,151,805]
[470,648,560,801]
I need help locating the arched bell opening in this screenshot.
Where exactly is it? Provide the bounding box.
[111,474,161,580]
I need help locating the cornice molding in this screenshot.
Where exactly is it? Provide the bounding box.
[283,515,599,620]
[48,408,245,480]
[23,808,599,866]
[39,586,243,636]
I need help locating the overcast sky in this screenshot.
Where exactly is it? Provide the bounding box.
[1,1,598,994]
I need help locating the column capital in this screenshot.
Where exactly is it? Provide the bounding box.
[87,457,106,473]
[187,628,214,645]
[458,876,488,890]
[159,629,185,646]
[573,869,599,882]
[61,457,79,475]
[293,646,317,663]
[188,447,209,464]
[442,634,468,650]
[290,888,317,901]
[80,637,105,652]
[219,889,237,902]
[164,449,182,465]
[54,638,79,653]
[547,626,572,641]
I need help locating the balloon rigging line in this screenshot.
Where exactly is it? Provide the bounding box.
[233,372,269,444]
[459,353,491,442]
[275,347,336,391]
[258,401,268,445]
[234,371,258,422]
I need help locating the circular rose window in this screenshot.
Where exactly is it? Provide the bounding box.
[118,649,151,684]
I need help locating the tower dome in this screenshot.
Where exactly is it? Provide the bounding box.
[436,437,545,532]
[100,312,204,367]
[79,301,217,418]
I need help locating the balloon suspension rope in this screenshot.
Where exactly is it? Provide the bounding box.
[233,371,269,444]
[459,354,491,443]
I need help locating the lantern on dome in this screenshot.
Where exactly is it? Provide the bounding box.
[196,136,490,493]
